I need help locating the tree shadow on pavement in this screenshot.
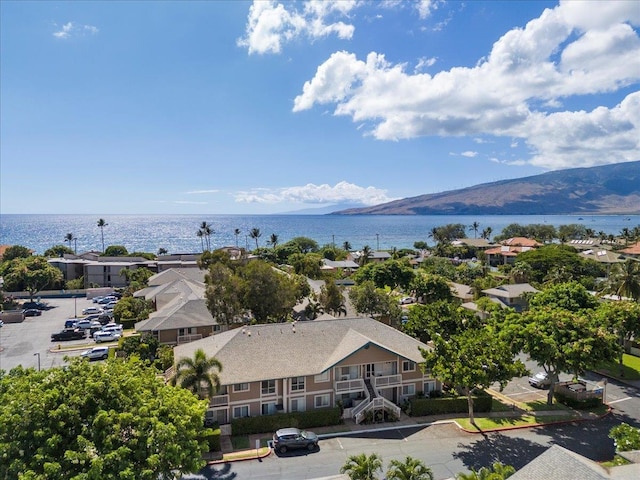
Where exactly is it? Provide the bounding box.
[180,463,237,480]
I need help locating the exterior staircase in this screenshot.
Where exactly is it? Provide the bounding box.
[354,378,402,424]
[364,378,378,399]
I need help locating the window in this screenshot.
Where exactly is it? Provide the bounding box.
[233,383,249,392]
[401,384,416,396]
[233,405,249,418]
[261,380,276,395]
[314,371,330,383]
[315,394,330,408]
[261,402,277,415]
[290,397,305,412]
[291,377,305,392]
[423,381,437,393]
[212,325,221,332]
[402,360,416,372]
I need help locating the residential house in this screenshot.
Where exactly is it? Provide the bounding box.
[619,240,640,258]
[173,317,437,427]
[450,282,474,303]
[321,259,360,273]
[481,283,539,312]
[484,237,542,266]
[134,269,227,344]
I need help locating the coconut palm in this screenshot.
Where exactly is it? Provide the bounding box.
[249,228,262,249]
[96,218,108,253]
[343,241,352,252]
[340,453,383,480]
[469,221,480,239]
[268,233,279,249]
[481,227,493,241]
[234,228,241,248]
[386,456,434,480]
[157,247,168,256]
[64,232,77,254]
[304,301,324,320]
[359,245,372,266]
[196,229,205,252]
[175,348,223,399]
[199,221,213,250]
[455,462,515,479]
[606,259,640,301]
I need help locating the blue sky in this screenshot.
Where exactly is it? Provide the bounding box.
[1,0,639,215]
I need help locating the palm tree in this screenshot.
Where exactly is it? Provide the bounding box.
[64,232,77,254]
[428,227,440,246]
[268,233,279,249]
[304,301,324,320]
[199,221,213,250]
[343,241,352,252]
[386,456,433,480]
[606,259,640,301]
[469,221,480,239]
[157,247,168,256]
[359,245,372,266]
[455,462,515,480]
[340,453,383,480]
[234,228,241,248]
[196,229,205,252]
[481,227,492,241]
[97,218,108,253]
[249,228,262,249]
[175,348,223,399]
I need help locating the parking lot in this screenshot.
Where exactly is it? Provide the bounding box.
[0,297,105,372]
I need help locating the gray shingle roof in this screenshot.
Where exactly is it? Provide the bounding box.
[482,283,538,299]
[135,297,218,332]
[510,444,612,480]
[173,317,429,385]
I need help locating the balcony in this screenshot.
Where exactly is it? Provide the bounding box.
[209,394,229,407]
[373,374,402,388]
[177,333,203,344]
[335,378,365,394]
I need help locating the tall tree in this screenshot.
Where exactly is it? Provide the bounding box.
[386,456,434,480]
[268,233,279,249]
[456,462,515,480]
[469,221,480,239]
[596,301,640,376]
[196,229,205,252]
[343,241,352,252]
[157,247,168,256]
[205,263,245,325]
[605,259,640,301]
[319,280,346,316]
[64,232,77,254]
[481,227,493,241]
[198,221,213,250]
[249,227,262,249]
[422,326,526,424]
[175,348,223,399]
[359,245,372,266]
[234,228,241,248]
[1,256,63,300]
[0,358,208,479]
[97,218,108,253]
[340,452,383,480]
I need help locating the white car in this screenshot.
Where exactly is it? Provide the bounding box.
[399,296,415,305]
[80,346,110,360]
[82,307,103,315]
[94,331,121,343]
[528,371,551,388]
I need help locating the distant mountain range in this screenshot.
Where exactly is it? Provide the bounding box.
[332,161,640,215]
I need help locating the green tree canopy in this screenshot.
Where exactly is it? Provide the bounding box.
[529,281,599,311]
[113,296,153,322]
[204,263,246,325]
[340,452,383,480]
[421,326,526,424]
[1,255,63,299]
[516,245,602,284]
[318,279,346,316]
[402,300,480,343]
[609,423,640,452]
[456,462,515,480]
[0,358,208,479]
[411,273,453,304]
[43,244,74,258]
[175,348,223,400]
[0,244,32,262]
[104,245,129,256]
[604,259,640,301]
[352,260,415,291]
[288,252,323,279]
[386,456,434,480]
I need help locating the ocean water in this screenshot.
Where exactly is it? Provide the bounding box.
[1,214,638,255]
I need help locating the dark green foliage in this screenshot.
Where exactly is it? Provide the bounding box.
[129,251,156,260]
[409,393,492,416]
[553,391,602,410]
[0,244,32,262]
[494,223,557,243]
[411,273,452,303]
[118,332,161,364]
[231,407,342,435]
[516,244,602,284]
[200,426,222,452]
[529,281,599,311]
[43,244,74,257]
[352,259,415,290]
[103,245,129,256]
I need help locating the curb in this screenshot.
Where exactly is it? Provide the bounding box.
[592,369,640,391]
[208,446,273,465]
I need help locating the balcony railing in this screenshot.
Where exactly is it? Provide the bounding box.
[209,394,229,407]
[177,333,203,344]
[354,397,402,424]
[373,374,402,388]
[335,378,365,394]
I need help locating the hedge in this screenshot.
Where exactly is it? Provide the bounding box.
[231,407,342,435]
[409,392,492,416]
[200,425,221,452]
[554,392,602,410]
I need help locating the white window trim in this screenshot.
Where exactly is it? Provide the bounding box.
[291,376,305,392]
[314,371,330,383]
[290,396,306,412]
[233,383,249,393]
[232,405,250,418]
[402,360,416,372]
[261,379,276,396]
[314,394,330,408]
[402,384,416,396]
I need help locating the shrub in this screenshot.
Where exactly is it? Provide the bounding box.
[408,392,492,416]
[231,407,342,435]
[200,425,221,452]
[554,391,602,410]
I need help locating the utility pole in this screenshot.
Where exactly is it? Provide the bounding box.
[376,233,380,251]
[34,352,41,371]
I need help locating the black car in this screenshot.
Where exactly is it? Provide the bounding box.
[51,328,86,341]
[23,309,42,317]
[22,301,50,310]
[272,428,318,454]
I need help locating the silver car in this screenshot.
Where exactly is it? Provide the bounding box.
[528,371,551,388]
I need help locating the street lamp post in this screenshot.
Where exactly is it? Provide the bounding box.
[74,296,77,318]
[34,352,41,371]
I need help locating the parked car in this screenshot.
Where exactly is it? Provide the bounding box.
[23,309,42,317]
[272,428,319,454]
[80,346,110,361]
[399,296,415,305]
[98,313,113,324]
[92,296,105,304]
[51,328,86,341]
[83,314,101,322]
[22,301,50,310]
[64,319,78,328]
[75,319,93,329]
[97,296,117,304]
[82,307,103,315]
[529,371,551,388]
[94,331,121,343]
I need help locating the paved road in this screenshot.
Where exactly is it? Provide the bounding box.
[193,417,623,480]
[0,297,98,372]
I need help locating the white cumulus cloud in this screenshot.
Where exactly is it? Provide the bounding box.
[292,0,640,171]
[234,181,395,205]
[53,22,99,39]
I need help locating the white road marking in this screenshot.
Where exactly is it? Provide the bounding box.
[608,397,632,405]
[397,429,408,442]
[336,439,343,449]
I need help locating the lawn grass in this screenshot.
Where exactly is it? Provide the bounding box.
[231,435,250,450]
[490,398,514,412]
[522,400,570,412]
[600,455,631,467]
[456,412,578,431]
[596,354,640,381]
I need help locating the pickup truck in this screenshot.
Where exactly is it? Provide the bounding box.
[51,328,86,341]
